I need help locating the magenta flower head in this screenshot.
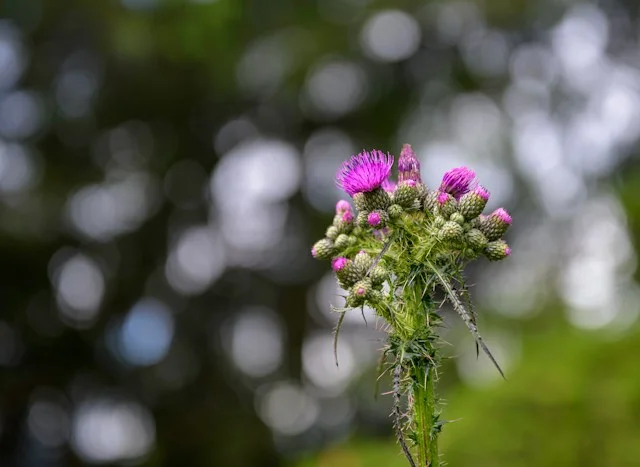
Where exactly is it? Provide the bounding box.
[474,186,490,201]
[381,178,397,193]
[440,166,477,199]
[368,212,381,226]
[342,210,354,223]
[337,150,394,197]
[492,208,512,225]
[437,192,450,205]
[331,257,349,272]
[336,200,352,214]
[398,144,422,184]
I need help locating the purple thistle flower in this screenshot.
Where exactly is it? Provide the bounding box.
[355,286,366,296]
[381,178,397,193]
[336,150,394,197]
[437,192,450,205]
[311,247,317,258]
[440,166,477,199]
[491,208,512,225]
[505,247,512,256]
[336,200,352,214]
[342,210,354,223]
[331,257,348,272]
[368,212,382,226]
[474,186,490,201]
[398,144,422,184]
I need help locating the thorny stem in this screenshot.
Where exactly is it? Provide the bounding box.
[391,273,441,466]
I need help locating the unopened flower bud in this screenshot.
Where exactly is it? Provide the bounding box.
[336,200,352,214]
[479,208,512,241]
[392,180,419,208]
[439,221,464,241]
[398,144,423,184]
[353,192,368,211]
[334,210,354,234]
[370,266,388,287]
[354,250,374,272]
[335,234,350,249]
[466,228,488,250]
[347,278,373,307]
[368,210,389,228]
[424,190,438,214]
[433,215,446,229]
[357,211,370,228]
[484,240,512,261]
[388,204,403,218]
[325,226,339,240]
[362,188,392,211]
[436,192,458,219]
[458,186,489,220]
[333,257,364,287]
[311,238,334,260]
[450,212,465,225]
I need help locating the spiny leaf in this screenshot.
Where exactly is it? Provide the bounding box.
[332,308,347,367]
[424,259,506,379]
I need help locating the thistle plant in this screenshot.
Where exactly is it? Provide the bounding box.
[311,144,512,467]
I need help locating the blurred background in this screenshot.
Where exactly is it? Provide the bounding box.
[2,0,640,466]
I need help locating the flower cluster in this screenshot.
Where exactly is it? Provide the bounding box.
[310,144,513,467]
[312,147,512,294]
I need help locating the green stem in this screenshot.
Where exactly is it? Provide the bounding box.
[412,361,439,467]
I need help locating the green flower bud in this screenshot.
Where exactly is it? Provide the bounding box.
[458,186,490,220]
[333,209,355,234]
[436,192,458,219]
[353,250,374,272]
[370,266,388,287]
[439,221,464,241]
[478,208,512,241]
[353,192,368,212]
[362,188,392,211]
[334,234,350,249]
[392,181,419,208]
[484,239,512,261]
[357,211,370,228]
[433,215,446,229]
[450,212,465,225]
[346,278,373,307]
[388,204,403,218]
[424,190,438,214]
[311,238,334,260]
[333,257,365,287]
[325,226,339,240]
[466,228,488,250]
